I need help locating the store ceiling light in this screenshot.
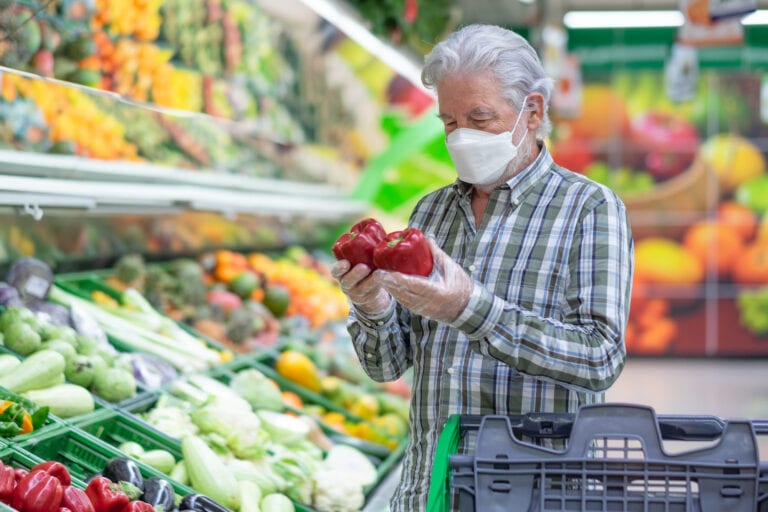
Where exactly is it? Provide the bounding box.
[563,10,685,29]
[742,9,768,24]
[300,0,430,94]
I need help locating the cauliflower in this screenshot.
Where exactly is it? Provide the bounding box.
[312,469,365,512]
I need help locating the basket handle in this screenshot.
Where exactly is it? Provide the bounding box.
[565,403,666,458]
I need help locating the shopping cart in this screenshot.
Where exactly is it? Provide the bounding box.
[426,403,768,512]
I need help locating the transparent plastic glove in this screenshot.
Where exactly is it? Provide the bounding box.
[374,238,473,323]
[331,260,392,316]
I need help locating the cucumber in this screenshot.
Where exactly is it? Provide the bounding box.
[0,350,65,393]
[0,354,21,374]
[22,383,95,418]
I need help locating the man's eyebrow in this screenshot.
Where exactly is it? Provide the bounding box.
[469,107,495,116]
[437,113,452,120]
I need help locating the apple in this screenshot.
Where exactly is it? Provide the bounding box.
[630,111,700,181]
[31,49,54,77]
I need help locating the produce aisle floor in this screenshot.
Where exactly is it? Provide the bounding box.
[362,357,768,511]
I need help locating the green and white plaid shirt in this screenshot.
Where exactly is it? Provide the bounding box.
[348,144,633,512]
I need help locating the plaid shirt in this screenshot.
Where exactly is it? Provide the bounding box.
[348,145,633,512]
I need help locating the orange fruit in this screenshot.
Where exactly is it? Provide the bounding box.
[717,201,758,243]
[558,84,631,142]
[682,220,744,278]
[732,242,768,285]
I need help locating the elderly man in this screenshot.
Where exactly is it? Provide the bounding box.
[332,24,634,512]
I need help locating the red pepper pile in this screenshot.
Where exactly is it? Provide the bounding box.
[333,218,434,277]
[0,458,152,512]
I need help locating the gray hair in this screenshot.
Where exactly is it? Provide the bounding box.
[422,24,554,138]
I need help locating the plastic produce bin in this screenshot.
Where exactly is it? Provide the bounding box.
[71,408,184,462]
[15,423,194,497]
[428,403,768,512]
[0,444,87,489]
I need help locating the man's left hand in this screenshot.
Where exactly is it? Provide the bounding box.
[375,238,473,323]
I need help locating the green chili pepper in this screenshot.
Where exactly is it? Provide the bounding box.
[0,421,22,437]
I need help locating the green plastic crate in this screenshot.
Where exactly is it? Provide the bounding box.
[16,423,192,498]
[0,444,87,489]
[72,408,183,462]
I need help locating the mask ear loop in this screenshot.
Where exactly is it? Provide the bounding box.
[508,95,531,146]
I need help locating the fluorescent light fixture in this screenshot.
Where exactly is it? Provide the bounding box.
[742,9,768,24]
[299,0,432,94]
[563,10,685,29]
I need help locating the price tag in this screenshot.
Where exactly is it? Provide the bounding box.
[708,0,757,20]
[23,275,50,299]
[665,44,699,102]
[678,0,745,46]
[551,55,583,119]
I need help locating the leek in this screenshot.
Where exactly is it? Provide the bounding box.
[49,286,220,372]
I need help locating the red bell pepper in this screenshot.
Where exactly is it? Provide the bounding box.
[85,477,130,512]
[14,468,28,482]
[31,461,71,487]
[62,485,95,512]
[12,469,63,512]
[373,228,434,276]
[120,501,154,512]
[332,218,387,269]
[0,463,15,505]
[58,508,73,512]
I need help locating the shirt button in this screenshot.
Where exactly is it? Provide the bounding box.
[468,264,476,272]
[376,320,384,326]
[366,353,376,360]
[447,367,454,375]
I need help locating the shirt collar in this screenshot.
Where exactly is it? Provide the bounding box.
[452,142,553,202]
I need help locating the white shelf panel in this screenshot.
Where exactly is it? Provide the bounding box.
[0,149,344,198]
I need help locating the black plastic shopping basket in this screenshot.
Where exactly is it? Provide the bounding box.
[426,403,768,512]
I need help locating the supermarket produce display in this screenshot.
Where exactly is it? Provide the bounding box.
[0,254,412,512]
[1,1,768,510]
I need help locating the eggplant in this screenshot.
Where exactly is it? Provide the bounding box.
[141,477,175,511]
[102,457,144,492]
[178,494,229,512]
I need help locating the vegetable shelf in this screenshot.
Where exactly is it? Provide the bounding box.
[51,275,231,374]
[205,362,408,497]
[0,444,87,489]
[15,424,187,496]
[71,409,184,465]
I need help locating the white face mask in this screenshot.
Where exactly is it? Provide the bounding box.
[445,100,529,185]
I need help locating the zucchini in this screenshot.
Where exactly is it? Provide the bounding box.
[0,350,65,393]
[0,354,21,374]
[238,480,262,512]
[137,449,176,475]
[22,383,95,418]
[181,436,240,510]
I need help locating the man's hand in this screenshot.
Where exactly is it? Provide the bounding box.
[331,260,392,316]
[375,238,473,323]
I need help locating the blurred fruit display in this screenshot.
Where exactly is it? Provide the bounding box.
[547,64,768,357]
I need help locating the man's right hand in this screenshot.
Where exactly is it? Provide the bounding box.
[331,260,392,316]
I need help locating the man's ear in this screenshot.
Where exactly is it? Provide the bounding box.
[525,93,545,131]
